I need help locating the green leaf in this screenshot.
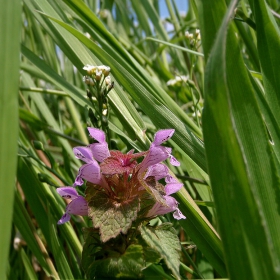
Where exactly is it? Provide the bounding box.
[19,249,38,280]
[19,108,49,131]
[202,0,280,278]
[48,210,74,280]
[140,223,181,280]
[0,0,21,278]
[249,0,280,131]
[174,188,226,277]
[82,228,145,279]
[194,0,227,62]
[86,185,140,242]
[146,37,204,57]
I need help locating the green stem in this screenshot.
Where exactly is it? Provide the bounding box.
[181,246,204,279]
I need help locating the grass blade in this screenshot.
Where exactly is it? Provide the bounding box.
[202,0,280,278]
[0,0,21,278]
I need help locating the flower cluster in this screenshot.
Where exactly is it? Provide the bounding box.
[185,29,201,49]
[167,75,188,87]
[57,128,185,228]
[83,64,112,87]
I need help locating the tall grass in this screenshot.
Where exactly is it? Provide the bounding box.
[2,0,280,279]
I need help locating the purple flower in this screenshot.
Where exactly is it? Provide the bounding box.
[147,195,186,220]
[73,146,101,186]
[87,127,110,162]
[57,187,88,224]
[57,127,186,226]
[144,164,185,220]
[139,129,180,173]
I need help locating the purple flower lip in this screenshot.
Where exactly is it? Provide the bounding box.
[57,187,88,224]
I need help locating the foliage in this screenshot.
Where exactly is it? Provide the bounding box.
[2,0,280,279]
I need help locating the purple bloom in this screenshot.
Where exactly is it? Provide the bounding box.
[147,195,186,220]
[144,163,185,220]
[57,187,88,224]
[139,129,180,173]
[73,146,102,186]
[87,127,110,162]
[57,127,186,226]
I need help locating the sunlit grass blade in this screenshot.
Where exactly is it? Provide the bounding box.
[48,211,74,280]
[202,0,280,278]
[248,0,280,161]
[19,249,38,280]
[0,0,21,278]
[146,37,204,57]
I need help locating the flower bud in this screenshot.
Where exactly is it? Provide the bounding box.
[33,140,44,151]
[105,76,111,85]
[195,29,201,40]
[95,70,102,80]
[98,65,111,76]
[83,64,96,75]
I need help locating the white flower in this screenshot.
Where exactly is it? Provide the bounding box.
[105,76,111,85]
[98,65,111,76]
[83,76,94,85]
[195,29,201,40]
[167,75,188,87]
[185,31,190,38]
[83,64,97,75]
[95,70,102,80]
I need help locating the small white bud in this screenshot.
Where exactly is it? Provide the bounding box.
[195,29,201,40]
[95,70,102,80]
[83,64,96,75]
[83,76,89,84]
[105,76,111,85]
[98,65,111,76]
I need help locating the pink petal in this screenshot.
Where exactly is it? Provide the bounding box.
[173,208,186,220]
[164,195,178,209]
[66,196,88,216]
[146,196,177,217]
[165,174,177,183]
[153,129,175,146]
[78,162,101,184]
[140,146,170,172]
[57,213,71,224]
[90,142,110,162]
[57,187,79,199]
[74,175,84,186]
[87,127,106,143]
[73,146,93,163]
[144,163,169,181]
[165,182,183,195]
[169,155,180,166]
[127,149,135,155]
